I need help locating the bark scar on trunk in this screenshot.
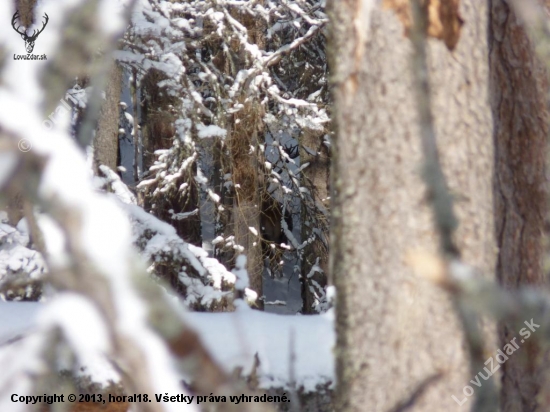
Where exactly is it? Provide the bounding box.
[382,0,463,50]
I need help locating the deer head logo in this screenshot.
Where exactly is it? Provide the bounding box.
[11,11,49,54]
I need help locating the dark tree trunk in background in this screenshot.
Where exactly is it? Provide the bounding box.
[490,2,550,410]
[140,70,202,247]
[94,63,122,174]
[329,1,497,410]
[300,128,330,314]
[132,68,140,183]
[212,139,234,268]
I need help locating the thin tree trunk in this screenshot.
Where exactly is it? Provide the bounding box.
[132,67,140,183]
[231,98,264,308]
[329,1,496,410]
[489,1,550,410]
[228,7,266,307]
[300,128,330,314]
[212,139,234,268]
[94,63,122,174]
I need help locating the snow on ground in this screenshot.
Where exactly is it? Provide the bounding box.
[0,302,335,392]
[0,302,37,345]
[187,307,335,391]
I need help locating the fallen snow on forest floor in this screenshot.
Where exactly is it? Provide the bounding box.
[0,302,334,392]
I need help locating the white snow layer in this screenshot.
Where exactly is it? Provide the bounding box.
[197,125,227,139]
[0,302,335,392]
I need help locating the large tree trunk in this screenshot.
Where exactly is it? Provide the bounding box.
[93,63,122,174]
[329,1,496,410]
[489,2,550,410]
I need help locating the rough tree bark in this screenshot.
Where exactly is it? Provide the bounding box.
[489,1,550,410]
[94,63,122,174]
[329,1,496,411]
